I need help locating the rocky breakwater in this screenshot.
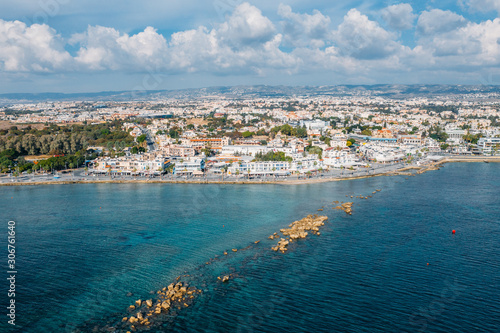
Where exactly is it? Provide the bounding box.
[122,281,201,331]
[417,164,440,174]
[333,202,354,215]
[270,215,328,253]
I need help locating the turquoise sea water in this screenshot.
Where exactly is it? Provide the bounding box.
[0,163,499,332]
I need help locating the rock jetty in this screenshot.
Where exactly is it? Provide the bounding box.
[333,202,353,215]
[270,215,328,253]
[121,281,201,331]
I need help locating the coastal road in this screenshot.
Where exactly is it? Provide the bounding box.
[0,161,419,185]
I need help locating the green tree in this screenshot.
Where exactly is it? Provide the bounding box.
[241,131,254,138]
[361,129,372,136]
[169,129,180,139]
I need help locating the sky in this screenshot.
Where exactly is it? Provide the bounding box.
[1,0,500,93]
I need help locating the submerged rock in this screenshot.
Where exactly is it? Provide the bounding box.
[271,215,328,253]
[121,280,199,331]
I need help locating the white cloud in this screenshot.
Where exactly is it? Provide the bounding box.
[167,3,296,74]
[0,19,72,72]
[333,9,401,59]
[70,25,168,70]
[417,9,467,35]
[278,4,331,48]
[217,2,275,47]
[2,2,500,87]
[465,0,500,13]
[169,27,220,72]
[381,3,416,30]
[415,18,500,65]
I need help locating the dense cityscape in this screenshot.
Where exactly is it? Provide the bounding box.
[3,0,500,330]
[1,88,499,183]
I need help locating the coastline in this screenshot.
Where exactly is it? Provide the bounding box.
[1,156,499,187]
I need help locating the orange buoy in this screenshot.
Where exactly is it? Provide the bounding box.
[223,225,225,227]
[427,263,429,265]
[452,230,456,234]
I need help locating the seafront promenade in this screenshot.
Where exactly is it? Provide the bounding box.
[1,156,499,187]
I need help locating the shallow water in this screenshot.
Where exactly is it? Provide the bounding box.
[0,163,499,332]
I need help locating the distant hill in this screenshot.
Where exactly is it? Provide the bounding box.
[1,85,499,104]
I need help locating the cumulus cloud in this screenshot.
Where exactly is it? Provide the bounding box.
[464,0,500,13]
[2,2,500,86]
[0,19,72,72]
[278,4,331,47]
[417,9,467,35]
[381,3,416,30]
[414,18,500,66]
[166,3,296,74]
[333,9,401,59]
[70,25,168,70]
[217,2,275,47]
[169,27,220,72]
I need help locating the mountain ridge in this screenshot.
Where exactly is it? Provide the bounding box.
[1,84,499,103]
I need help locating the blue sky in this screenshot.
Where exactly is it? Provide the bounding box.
[1,0,500,93]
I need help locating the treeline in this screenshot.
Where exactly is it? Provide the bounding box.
[0,149,99,173]
[0,121,134,156]
[427,125,449,142]
[270,124,308,138]
[253,151,292,162]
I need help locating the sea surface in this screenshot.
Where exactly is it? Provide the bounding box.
[0,163,499,333]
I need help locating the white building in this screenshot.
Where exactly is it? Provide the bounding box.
[228,161,291,176]
[477,137,500,155]
[173,158,205,175]
[221,145,269,157]
[300,119,329,131]
[92,155,168,174]
[323,149,358,168]
[446,129,466,145]
[289,155,325,173]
